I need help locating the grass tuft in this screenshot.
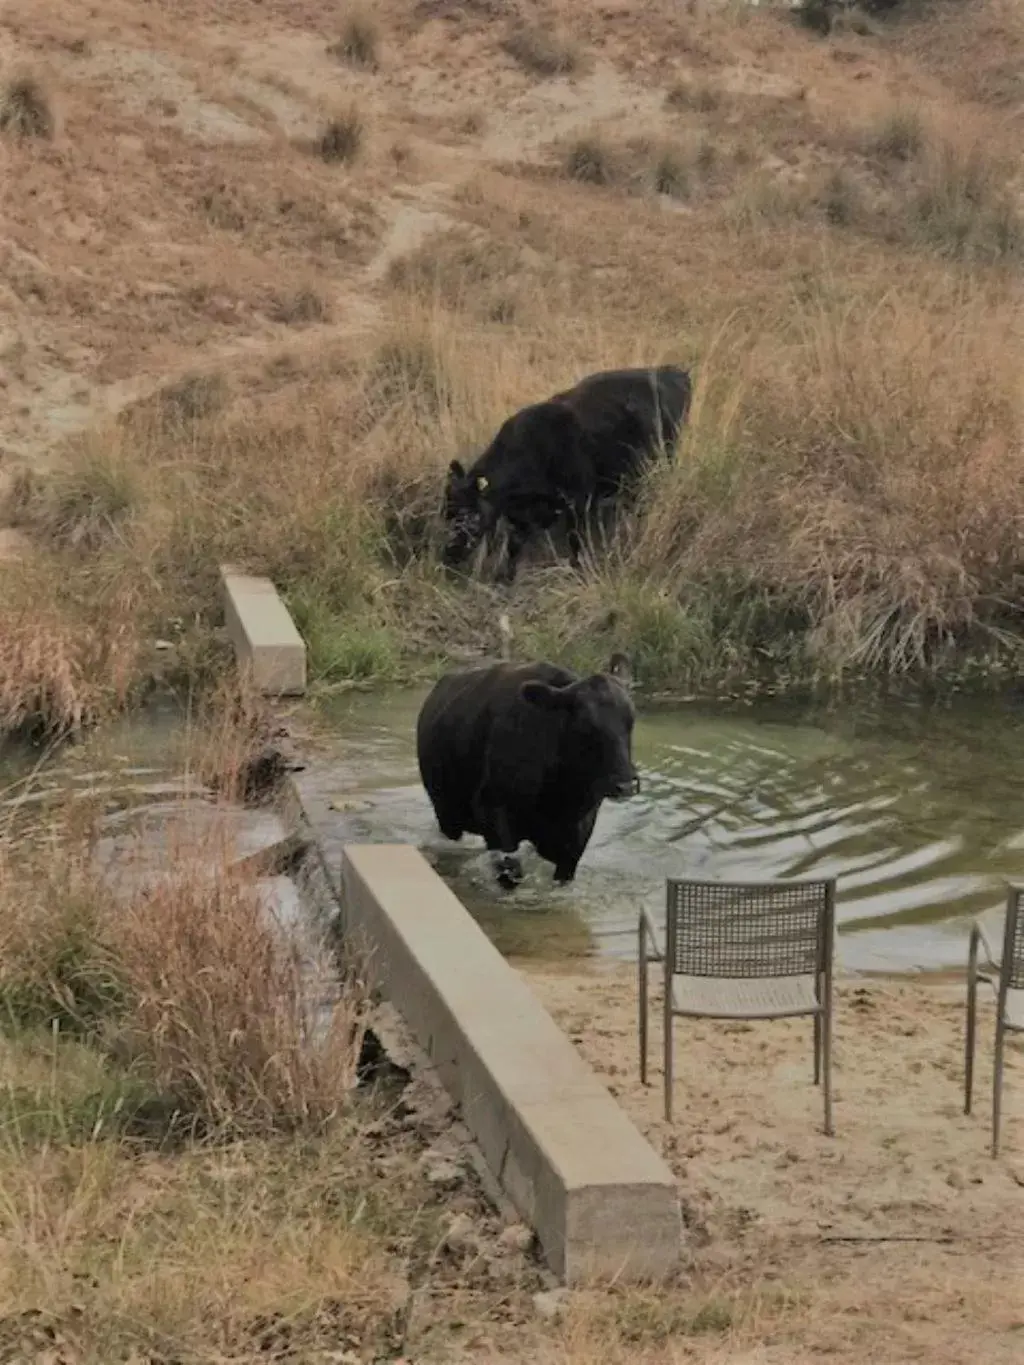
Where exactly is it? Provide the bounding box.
[869,105,926,163]
[502,27,579,77]
[316,105,364,164]
[907,139,1023,264]
[563,133,618,186]
[665,78,720,112]
[0,71,55,139]
[328,9,380,70]
[115,840,370,1134]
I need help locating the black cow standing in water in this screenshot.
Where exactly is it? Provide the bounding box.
[442,365,692,583]
[416,654,638,889]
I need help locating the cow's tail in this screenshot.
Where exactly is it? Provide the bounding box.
[498,612,514,661]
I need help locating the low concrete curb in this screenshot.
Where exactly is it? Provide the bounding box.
[341,843,683,1285]
[220,564,306,696]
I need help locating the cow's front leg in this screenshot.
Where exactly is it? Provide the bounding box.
[563,495,589,572]
[497,521,530,585]
[481,802,523,889]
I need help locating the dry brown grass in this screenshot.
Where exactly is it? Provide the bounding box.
[0,563,144,738]
[0,808,370,1137]
[0,799,545,1362]
[1,0,1023,724]
[116,838,369,1134]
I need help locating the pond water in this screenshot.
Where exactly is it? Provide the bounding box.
[3,688,1023,975]
[315,685,1024,974]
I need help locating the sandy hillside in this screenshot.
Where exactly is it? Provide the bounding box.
[3,0,1021,481]
[522,959,1024,1364]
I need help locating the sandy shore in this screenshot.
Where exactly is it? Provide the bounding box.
[519,960,1024,1364]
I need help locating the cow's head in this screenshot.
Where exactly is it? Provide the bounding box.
[519,653,639,802]
[442,459,494,568]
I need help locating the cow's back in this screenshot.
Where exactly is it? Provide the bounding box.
[561,366,690,441]
[416,661,575,833]
[554,366,690,489]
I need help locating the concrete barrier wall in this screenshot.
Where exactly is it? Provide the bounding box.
[342,844,682,1284]
[220,564,306,696]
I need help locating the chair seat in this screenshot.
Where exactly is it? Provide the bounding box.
[671,972,819,1020]
[1005,988,1024,1032]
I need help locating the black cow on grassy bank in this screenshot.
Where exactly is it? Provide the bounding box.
[416,653,638,890]
[442,365,692,583]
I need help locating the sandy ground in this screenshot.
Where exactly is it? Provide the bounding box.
[522,959,1024,1363]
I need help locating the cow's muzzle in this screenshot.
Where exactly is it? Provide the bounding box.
[608,773,641,801]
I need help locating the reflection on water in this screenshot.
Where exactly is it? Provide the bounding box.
[3,687,1022,974]
[318,686,1024,973]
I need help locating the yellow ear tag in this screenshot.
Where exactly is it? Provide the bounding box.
[476,476,489,493]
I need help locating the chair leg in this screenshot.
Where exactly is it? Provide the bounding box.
[822,1001,834,1138]
[965,925,980,1116]
[639,927,649,1087]
[663,982,674,1125]
[992,1016,1005,1158]
[964,968,977,1116]
[813,1014,821,1086]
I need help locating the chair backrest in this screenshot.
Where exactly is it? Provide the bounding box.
[665,877,835,980]
[1002,885,1024,992]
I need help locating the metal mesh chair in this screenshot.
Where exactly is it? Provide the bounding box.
[639,877,837,1134]
[965,884,1024,1157]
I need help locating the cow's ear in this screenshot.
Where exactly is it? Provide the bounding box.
[607,653,634,689]
[521,681,574,711]
[448,459,465,480]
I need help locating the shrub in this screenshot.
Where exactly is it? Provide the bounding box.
[907,140,1023,264]
[818,167,861,226]
[502,27,579,77]
[0,846,124,1037]
[268,287,329,325]
[649,145,691,199]
[328,10,380,70]
[0,71,55,139]
[317,106,364,164]
[665,79,720,113]
[869,106,926,163]
[564,133,617,186]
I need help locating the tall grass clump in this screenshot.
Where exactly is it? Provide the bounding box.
[563,133,618,186]
[869,105,926,163]
[316,104,364,164]
[31,435,146,551]
[665,79,720,113]
[502,27,579,77]
[1,815,371,1136]
[115,838,370,1134]
[907,139,1023,264]
[328,9,380,70]
[626,284,1024,677]
[0,70,55,139]
[0,845,123,1037]
[0,564,144,738]
[648,144,692,199]
[190,671,289,805]
[288,587,403,685]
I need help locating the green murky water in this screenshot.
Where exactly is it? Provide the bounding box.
[315,686,1024,973]
[4,688,1023,974]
